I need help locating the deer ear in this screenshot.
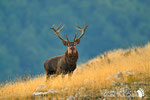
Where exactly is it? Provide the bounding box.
[74,40,80,45]
[62,41,68,46]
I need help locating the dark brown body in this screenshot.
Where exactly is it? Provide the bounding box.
[44,50,78,79]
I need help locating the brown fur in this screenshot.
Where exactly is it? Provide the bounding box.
[44,47,78,79]
[44,24,87,79]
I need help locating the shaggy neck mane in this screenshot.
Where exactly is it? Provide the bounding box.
[64,49,78,65]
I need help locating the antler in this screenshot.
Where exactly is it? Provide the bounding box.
[51,24,69,46]
[74,23,88,44]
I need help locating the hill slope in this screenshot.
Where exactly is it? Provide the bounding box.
[0,44,150,99]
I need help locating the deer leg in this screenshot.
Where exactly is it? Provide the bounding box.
[46,70,56,80]
[68,72,73,78]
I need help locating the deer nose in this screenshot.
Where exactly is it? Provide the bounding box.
[70,47,74,51]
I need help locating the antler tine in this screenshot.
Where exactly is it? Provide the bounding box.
[59,25,64,32]
[75,25,82,31]
[83,23,88,30]
[76,24,82,29]
[51,25,56,31]
[73,32,77,42]
[56,24,62,30]
[65,32,69,42]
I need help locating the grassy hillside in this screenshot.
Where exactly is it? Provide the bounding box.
[0,43,150,99]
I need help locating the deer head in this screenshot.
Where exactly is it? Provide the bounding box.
[51,23,88,58]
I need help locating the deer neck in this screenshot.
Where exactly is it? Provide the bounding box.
[64,49,78,65]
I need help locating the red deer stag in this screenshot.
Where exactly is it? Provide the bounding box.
[44,24,88,79]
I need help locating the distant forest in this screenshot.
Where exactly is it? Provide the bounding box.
[0,0,150,82]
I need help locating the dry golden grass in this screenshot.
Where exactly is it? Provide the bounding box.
[0,43,150,99]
